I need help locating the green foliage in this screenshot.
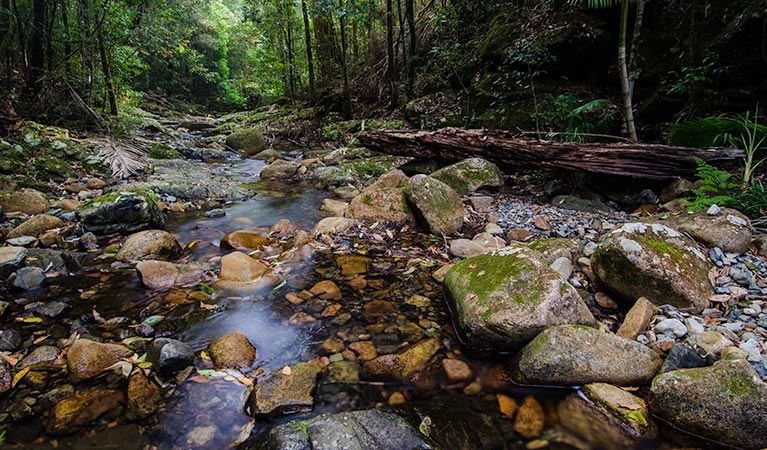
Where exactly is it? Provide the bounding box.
[719,110,767,186]
[663,52,730,96]
[684,158,739,211]
[531,95,617,141]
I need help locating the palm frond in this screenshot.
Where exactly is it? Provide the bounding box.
[96,138,148,179]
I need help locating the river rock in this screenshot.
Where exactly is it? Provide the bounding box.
[115,229,182,262]
[0,188,48,214]
[361,338,440,382]
[311,217,357,235]
[225,128,266,155]
[11,266,46,289]
[147,338,194,376]
[345,170,416,226]
[67,339,133,383]
[686,330,733,357]
[650,208,752,254]
[0,246,27,278]
[136,260,179,289]
[127,371,162,419]
[559,382,658,448]
[449,238,488,258]
[219,251,269,282]
[444,245,596,351]
[248,359,323,417]
[47,389,124,435]
[220,229,269,250]
[512,325,662,386]
[7,214,63,239]
[405,174,465,235]
[21,345,61,370]
[260,159,300,180]
[208,331,257,369]
[591,222,711,311]
[660,343,707,373]
[0,329,23,351]
[253,149,281,161]
[648,354,767,449]
[430,157,504,195]
[77,191,164,235]
[0,359,11,394]
[616,297,655,340]
[527,238,581,265]
[659,178,693,203]
[514,396,545,439]
[320,198,349,216]
[245,409,431,450]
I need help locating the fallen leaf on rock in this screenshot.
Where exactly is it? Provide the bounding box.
[282,366,292,375]
[12,367,30,388]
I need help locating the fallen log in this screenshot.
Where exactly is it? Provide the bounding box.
[358,128,745,180]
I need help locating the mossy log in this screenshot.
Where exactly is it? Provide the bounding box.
[359,128,745,180]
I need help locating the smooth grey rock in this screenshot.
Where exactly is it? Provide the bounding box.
[405,174,465,235]
[147,338,194,376]
[430,157,504,195]
[0,246,27,278]
[12,266,46,290]
[655,318,688,338]
[660,344,707,373]
[115,229,182,262]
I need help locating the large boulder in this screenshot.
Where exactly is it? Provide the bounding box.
[444,245,596,351]
[225,128,266,155]
[77,191,164,235]
[559,383,658,448]
[7,214,63,239]
[67,339,133,383]
[115,229,182,262]
[0,188,48,214]
[260,159,300,180]
[649,208,752,254]
[345,170,416,226]
[405,174,465,235]
[648,354,767,450]
[591,222,711,311]
[248,360,323,417]
[430,157,504,195]
[512,325,662,386]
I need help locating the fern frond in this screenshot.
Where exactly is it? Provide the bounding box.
[96,138,148,179]
[570,99,613,117]
[669,115,767,149]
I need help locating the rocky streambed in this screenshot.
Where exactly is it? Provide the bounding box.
[0,116,766,450]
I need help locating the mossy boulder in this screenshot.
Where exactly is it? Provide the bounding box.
[260,159,300,180]
[559,383,658,448]
[0,188,48,214]
[225,128,267,155]
[527,238,581,265]
[444,245,596,351]
[430,157,504,195]
[147,143,181,159]
[591,222,711,312]
[512,325,662,386]
[360,338,440,382]
[405,174,465,235]
[115,229,182,262]
[649,208,752,254]
[322,146,370,165]
[648,355,767,449]
[248,359,323,417]
[345,170,416,226]
[77,191,164,235]
[47,389,124,435]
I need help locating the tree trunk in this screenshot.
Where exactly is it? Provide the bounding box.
[301,0,315,102]
[386,0,396,104]
[358,128,744,180]
[339,0,351,116]
[1,0,10,90]
[96,18,116,115]
[628,0,644,100]
[59,0,72,77]
[46,0,58,73]
[618,0,637,141]
[405,0,415,95]
[29,0,46,91]
[77,0,93,101]
[286,24,296,100]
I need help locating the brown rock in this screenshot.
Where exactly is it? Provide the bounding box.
[0,189,48,214]
[309,280,342,300]
[514,396,545,439]
[595,292,619,310]
[361,338,440,382]
[63,182,87,193]
[442,358,473,383]
[318,337,345,355]
[47,389,124,435]
[127,371,162,419]
[7,214,63,239]
[336,254,371,276]
[507,228,533,241]
[115,229,182,262]
[362,300,396,323]
[53,199,80,211]
[136,260,179,290]
[39,230,64,248]
[616,297,655,339]
[219,251,269,282]
[208,331,257,369]
[348,341,377,361]
[345,170,416,226]
[220,230,269,250]
[248,360,323,417]
[67,339,133,383]
[497,394,517,419]
[87,178,107,190]
[320,198,349,216]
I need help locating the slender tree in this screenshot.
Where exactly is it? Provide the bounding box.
[301,0,315,102]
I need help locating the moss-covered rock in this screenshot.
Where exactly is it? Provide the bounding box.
[225,128,267,155]
[648,355,767,449]
[512,325,662,386]
[405,174,465,235]
[0,188,48,214]
[345,170,416,226]
[47,389,124,435]
[77,190,164,235]
[649,208,752,254]
[248,359,323,417]
[527,238,581,265]
[430,157,504,195]
[591,222,711,312]
[147,143,181,159]
[444,245,595,351]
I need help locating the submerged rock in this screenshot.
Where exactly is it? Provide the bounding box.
[444,245,595,351]
[248,359,323,417]
[220,230,268,250]
[208,331,257,370]
[649,354,767,449]
[405,174,465,235]
[77,191,164,235]
[361,338,440,382]
[67,339,133,383]
[127,371,163,419]
[47,389,124,435]
[591,222,711,311]
[219,251,269,282]
[512,325,662,386]
[430,157,504,195]
[115,229,182,262]
[7,214,63,239]
[147,338,194,376]
[11,266,46,290]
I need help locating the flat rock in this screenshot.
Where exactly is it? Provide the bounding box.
[449,238,488,258]
[649,355,767,449]
[260,159,300,180]
[219,251,269,282]
[361,338,439,382]
[430,157,504,195]
[512,325,662,386]
[208,331,257,369]
[67,339,133,383]
[0,246,27,278]
[0,188,48,214]
[47,389,124,435]
[11,266,46,289]
[311,217,357,235]
[405,174,465,235]
[77,191,164,235]
[248,359,323,417]
[650,208,752,254]
[7,214,63,239]
[559,382,658,448]
[115,229,182,262]
[136,260,179,290]
[591,222,711,312]
[345,170,416,226]
[444,245,595,351]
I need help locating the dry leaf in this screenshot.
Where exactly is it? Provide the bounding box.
[282,366,292,375]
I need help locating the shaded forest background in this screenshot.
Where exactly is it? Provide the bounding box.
[1,0,766,141]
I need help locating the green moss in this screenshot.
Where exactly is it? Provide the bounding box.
[362,195,372,206]
[148,143,181,159]
[625,410,648,427]
[644,238,685,260]
[80,189,158,210]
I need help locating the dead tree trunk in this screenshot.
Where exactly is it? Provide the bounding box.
[359,128,745,180]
